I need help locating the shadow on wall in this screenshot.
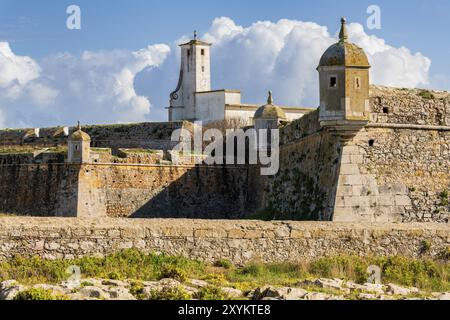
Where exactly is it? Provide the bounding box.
[0,163,79,217]
[77,163,266,219]
[130,165,264,219]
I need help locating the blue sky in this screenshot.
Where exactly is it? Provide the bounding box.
[0,0,449,128]
[1,0,449,71]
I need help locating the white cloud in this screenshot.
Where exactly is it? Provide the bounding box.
[0,43,170,128]
[199,17,432,106]
[0,17,437,128]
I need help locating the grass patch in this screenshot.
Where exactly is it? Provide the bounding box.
[194,285,230,300]
[0,249,205,285]
[417,89,435,100]
[0,250,448,293]
[14,288,68,300]
[148,286,191,300]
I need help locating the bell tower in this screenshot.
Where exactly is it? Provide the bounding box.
[169,31,212,121]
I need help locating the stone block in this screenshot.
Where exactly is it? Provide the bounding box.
[395,195,412,206]
[340,164,360,175]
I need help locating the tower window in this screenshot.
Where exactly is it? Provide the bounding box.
[75,145,79,151]
[187,49,191,56]
[202,66,205,72]
[383,107,389,114]
[201,49,205,55]
[329,76,337,88]
[355,77,361,89]
[369,140,375,147]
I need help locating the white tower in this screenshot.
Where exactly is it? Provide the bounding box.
[169,31,212,121]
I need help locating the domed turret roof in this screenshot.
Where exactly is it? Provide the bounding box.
[254,91,287,120]
[318,18,370,68]
[69,122,90,141]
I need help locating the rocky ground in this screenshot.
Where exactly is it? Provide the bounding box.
[1,277,449,300]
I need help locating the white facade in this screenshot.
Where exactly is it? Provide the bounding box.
[168,35,314,124]
[169,38,212,121]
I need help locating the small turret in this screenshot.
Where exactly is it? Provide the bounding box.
[68,121,91,163]
[317,18,371,138]
[254,91,286,150]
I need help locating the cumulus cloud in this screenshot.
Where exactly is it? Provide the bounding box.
[202,17,431,106]
[137,17,434,118]
[0,42,170,128]
[0,17,436,128]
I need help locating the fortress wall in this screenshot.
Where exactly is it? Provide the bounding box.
[338,127,450,223]
[0,218,448,264]
[76,163,265,219]
[263,130,341,221]
[0,164,79,216]
[0,121,191,150]
[369,86,450,126]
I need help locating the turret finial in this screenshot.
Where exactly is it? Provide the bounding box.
[77,121,81,131]
[267,91,273,105]
[194,30,197,40]
[339,17,348,42]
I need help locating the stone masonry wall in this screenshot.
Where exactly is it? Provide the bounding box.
[0,121,193,151]
[0,218,448,264]
[79,164,263,219]
[265,86,450,223]
[0,164,78,216]
[338,127,450,223]
[0,163,264,218]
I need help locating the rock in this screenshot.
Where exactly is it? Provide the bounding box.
[436,292,450,300]
[386,283,419,296]
[78,286,108,299]
[189,279,209,288]
[252,286,307,300]
[346,281,385,294]
[158,278,181,288]
[221,287,242,298]
[0,280,25,300]
[358,293,379,300]
[107,287,136,300]
[101,279,127,287]
[182,285,199,296]
[303,292,329,300]
[312,278,350,293]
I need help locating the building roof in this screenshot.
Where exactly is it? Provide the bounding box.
[318,18,370,68]
[69,122,90,141]
[179,31,211,47]
[254,91,287,120]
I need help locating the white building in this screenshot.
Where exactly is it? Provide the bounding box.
[168,33,313,124]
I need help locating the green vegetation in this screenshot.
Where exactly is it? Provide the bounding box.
[420,240,432,254]
[194,285,230,300]
[214,259,233,270]
[148,286,191,300]
[1,250,449,293]
[417,89,435,100]
[14,288,68,300]
[158,264,188,282]
[439,190,449,206]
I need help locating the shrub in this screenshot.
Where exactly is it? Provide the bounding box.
[439,191,449,206]
[420,240,432,254]
[158,264,188,282]
[148,286,191,300]
[418,90,435,100]
[14,288,68,300]
[129,281,146,300]
[214,259,233,269]
[194,285,230,300]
